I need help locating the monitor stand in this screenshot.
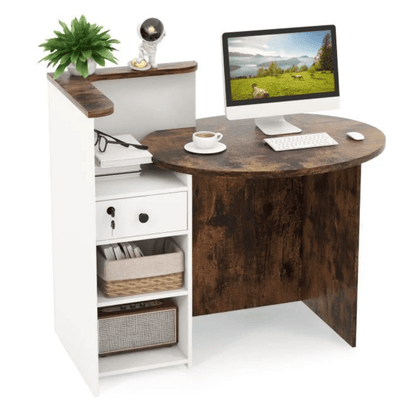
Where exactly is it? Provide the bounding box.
[255,115,302,136]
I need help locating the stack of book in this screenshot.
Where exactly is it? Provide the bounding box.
[98,242,145,261]
[95,134,153,176]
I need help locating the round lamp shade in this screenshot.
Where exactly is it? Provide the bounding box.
[139,18,164,42]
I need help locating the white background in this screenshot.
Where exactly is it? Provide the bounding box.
[2,0,415,414]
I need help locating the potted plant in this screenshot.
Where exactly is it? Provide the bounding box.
[39,15,120,79]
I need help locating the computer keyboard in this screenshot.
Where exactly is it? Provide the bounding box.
[264,132,338,152]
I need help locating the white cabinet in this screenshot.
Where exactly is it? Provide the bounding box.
[48,63,196,396]
[95,169,193,385]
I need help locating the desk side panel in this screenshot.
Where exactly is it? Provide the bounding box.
[48,82,99,395]
[301,166,361,347]
[172,172,193,367]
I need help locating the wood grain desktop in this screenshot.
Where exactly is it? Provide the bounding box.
[143,114,385,347]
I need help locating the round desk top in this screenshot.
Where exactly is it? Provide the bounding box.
[142,114,385,178]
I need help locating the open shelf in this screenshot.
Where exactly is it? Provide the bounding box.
[95,165,188,201]
[99,345,188,377]
[97,287,189,307]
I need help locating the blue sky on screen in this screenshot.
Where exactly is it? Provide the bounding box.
[228,30,330,58]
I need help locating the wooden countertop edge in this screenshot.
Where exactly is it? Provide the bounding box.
[151,143,386,178]
[47,61,198,119]
[47,74,114,118]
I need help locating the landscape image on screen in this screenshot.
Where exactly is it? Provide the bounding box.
[228,30,335,101]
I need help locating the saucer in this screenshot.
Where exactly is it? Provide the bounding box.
[184,142,227,154]
[128,60,151,71]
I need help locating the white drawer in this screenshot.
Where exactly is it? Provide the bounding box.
[96,192,187,242]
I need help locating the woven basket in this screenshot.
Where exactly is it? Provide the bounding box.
[97,238,184,298]
[98,272,183,298]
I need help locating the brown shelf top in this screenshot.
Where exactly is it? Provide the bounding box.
[142,114,386,178]
[47,61,198,118]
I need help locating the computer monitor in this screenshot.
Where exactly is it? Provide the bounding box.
[222,25,340,135]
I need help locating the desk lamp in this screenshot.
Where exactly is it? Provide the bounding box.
[133,18,166,70]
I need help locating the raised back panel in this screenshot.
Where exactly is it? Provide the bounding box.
[93,73,196,141]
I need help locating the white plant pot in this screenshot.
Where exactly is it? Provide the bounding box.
[67,58,97,77]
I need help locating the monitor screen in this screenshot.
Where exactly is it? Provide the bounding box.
[222,25,339,107]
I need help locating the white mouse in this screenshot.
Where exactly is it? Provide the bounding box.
[347,131,365,141]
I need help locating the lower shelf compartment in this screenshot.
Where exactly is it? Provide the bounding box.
[99,345,188,377]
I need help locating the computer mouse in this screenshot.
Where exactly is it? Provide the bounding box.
[347,132,365,141]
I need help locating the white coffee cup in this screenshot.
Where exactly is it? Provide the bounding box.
[192,131,223,149]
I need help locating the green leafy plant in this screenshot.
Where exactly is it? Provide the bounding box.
[39,15,120,79]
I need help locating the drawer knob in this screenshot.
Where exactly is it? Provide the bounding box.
[139,213,149,223]
[107,207,115,217]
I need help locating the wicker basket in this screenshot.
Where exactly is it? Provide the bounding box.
[97,238,184,298]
